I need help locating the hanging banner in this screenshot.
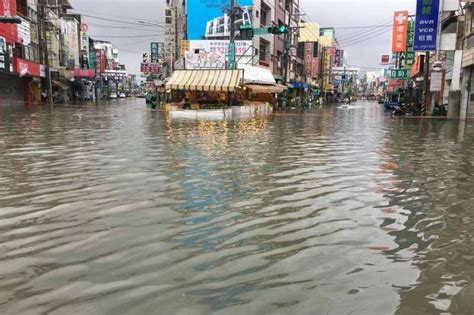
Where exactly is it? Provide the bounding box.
[414,0,440,51]
[392,11,409,52]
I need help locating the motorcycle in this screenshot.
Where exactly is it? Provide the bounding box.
[391,103,415,116]
[433,103,448,116]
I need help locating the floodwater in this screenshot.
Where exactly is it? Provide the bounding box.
[0,99,474,315]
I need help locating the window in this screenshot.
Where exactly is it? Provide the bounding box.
[259,43,267,61]
[260,9,267,26]
[165,10,172,17]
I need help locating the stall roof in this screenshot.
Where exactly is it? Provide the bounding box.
[238,65,276,85]
[166,69,243,92]
[244,84,287,94]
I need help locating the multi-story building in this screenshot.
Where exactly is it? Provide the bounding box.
[164,0,186,73]
[0,0,46,105]
[164,0,301,83]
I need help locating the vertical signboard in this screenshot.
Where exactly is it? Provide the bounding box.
[150,42,159,63]
[414,0,440,51]
[304,42,313,76]
[0,0,18,43]
[406,20,414,51]
[392,11,409,52]
[187,0,253,40]
[311,58,319,78]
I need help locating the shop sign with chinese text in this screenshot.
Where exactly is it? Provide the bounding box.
[392,11,409,52]
[390,68,409,79]
[414,0,440,51]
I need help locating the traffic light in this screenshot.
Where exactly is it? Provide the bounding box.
[268,23,288,35]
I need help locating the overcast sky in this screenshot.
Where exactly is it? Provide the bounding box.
[70,0,415,75]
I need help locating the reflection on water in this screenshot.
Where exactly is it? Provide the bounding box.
[0,100,474,314]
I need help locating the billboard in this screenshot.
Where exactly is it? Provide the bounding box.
[185,40,252,69]
[187,0,253,40]
[391,11,408,52]
[414,0,440,51]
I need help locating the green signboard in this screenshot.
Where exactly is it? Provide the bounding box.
[407,20,414,52]
[406,51,415,67]
[254,27,270,35]
[391,68,409,79]
[228,43,235,62]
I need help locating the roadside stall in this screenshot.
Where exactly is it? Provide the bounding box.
[164,66,285,119]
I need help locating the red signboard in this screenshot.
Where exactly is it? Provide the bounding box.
[391,11,409,52]
[311,58,319,78]
[410,54,424,78]
[74,68,95,78]
[14,57,43,77]
[0,0,18,43]
[304,42,313,76]
[140,63,161,73]
[95,49,105,73]
[388,79,402,86]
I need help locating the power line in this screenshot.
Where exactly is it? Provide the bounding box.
[80,13,164,27]
[71,8,163,25]
[90,34,164,38]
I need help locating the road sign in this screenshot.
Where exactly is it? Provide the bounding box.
[228,43,235,62]
[432,60,443,72]
[391,68,409,79]
[80,23,88,32]
[254,27,270,35]
[430,72,443,91]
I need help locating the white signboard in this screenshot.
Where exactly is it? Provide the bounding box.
[430,72,443,92]
[17,17,31,45]
[185,40,252,69]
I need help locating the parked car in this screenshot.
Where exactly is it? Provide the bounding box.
[119,93,126,98]
[110,93,118,99]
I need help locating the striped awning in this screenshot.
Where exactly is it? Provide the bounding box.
[244,84,287,94]
[166,70,243,92]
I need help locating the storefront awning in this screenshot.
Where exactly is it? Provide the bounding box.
[166,70,243,92]
[52,80,69,90]
[244,84,287,94]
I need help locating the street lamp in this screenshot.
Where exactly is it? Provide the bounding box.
[0,16,22,24]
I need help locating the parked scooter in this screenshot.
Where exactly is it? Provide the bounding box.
[433,103,448,116]
[391,103,415,116]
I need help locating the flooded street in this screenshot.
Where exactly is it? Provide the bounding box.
[1,99,474,314]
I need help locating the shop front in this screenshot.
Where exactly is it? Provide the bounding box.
[0,46,24,106]
[165,68,276,119]
[13,57,45,106]
[74,68,95,102]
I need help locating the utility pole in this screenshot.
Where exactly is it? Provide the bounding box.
[283,0,293,85]
[342,65,346,97]
[39,0,53,105]
[430,0,445,115]
[227,0,236,108]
